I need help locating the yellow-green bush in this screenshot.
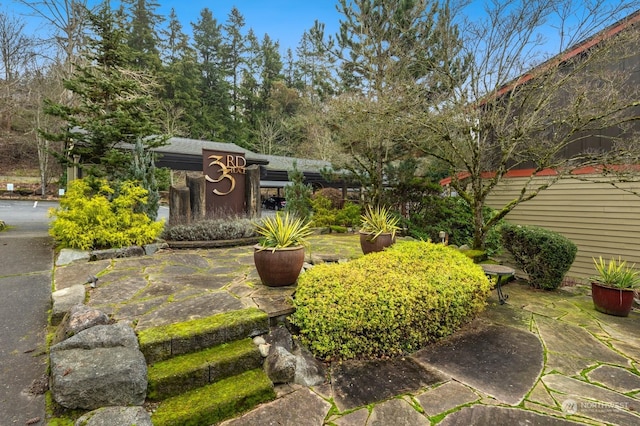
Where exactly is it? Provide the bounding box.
[49,178,164,250]
[291,240,491,361]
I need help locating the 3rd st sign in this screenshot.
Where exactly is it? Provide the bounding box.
[202,149,247,214]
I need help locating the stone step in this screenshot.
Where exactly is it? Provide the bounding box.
[137,307,269,364]
[150,368,276,426]
[147,338,263,400]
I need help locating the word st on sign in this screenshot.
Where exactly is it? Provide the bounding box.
[202,149,247,214]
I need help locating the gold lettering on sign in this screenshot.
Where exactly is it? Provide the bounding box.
[204,154,246,196]
[205,154,235,195]
[226,155,247,174]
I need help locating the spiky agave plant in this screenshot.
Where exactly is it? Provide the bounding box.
[254,212,313,251]
[359,205,400,241]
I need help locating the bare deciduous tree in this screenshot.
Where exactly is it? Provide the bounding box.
[0,11,35,130]
[413,0,640,249]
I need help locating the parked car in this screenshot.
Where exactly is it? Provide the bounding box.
[262,196,286,210]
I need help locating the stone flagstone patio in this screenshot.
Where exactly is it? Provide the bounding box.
[53,234,640,425]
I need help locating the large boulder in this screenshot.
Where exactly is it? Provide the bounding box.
[74,406,152,426]
[264,346,297,384]
[53,305,109,345]
[50,323,147,410]
[262,326,327,386]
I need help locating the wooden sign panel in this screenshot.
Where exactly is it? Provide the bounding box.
[202,149,247,215]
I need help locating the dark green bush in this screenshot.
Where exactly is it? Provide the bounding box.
[291,241,491,361]
[403,196,503,255]
[161,218,256,241]
[500,223,577,290]
[311,194,360,229]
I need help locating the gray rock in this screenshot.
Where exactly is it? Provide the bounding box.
[53,305,109,344]
[221,387,331,426]
[264,346,297,384]
[52,322,139,352]
[368,398,428,425]
[265,326,294,353]
[293,346,326,386]
[90,246,145,261]
[74,406,152,426]
[143,242,168,256]
[56,249,90,266]
[51,285,86,326]
[50,347,147,409]
[258,343,271,357]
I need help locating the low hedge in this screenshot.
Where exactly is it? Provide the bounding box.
[501,223,577,290]
[161,218,256,241]
[291,240,491,361]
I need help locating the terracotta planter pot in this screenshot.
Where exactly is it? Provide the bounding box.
[359,231,395,254]
[591,282,636,317]
[253,244,305,287]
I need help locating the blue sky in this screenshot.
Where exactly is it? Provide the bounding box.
[7,0,635,56]
[155,0,340,52]
[8,0,342,53]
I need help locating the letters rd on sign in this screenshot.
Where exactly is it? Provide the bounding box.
[202,149,247,214]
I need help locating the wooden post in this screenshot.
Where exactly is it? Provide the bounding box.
[186,172,206,222]
[169,185,191,225]
[245,165,261,218]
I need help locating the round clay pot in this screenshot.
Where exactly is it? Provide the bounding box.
[253,244,305,287]
[359,231,395,254]
[591,282,636,317]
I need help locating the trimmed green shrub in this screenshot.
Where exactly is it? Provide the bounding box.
[162,218,256,241]
[49,178,164,250]
[312,187,344,209]
[311,194,361,230]
[501,223,577,290]
[291,241,491,361]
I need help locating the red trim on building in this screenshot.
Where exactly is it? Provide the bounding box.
[439,164,640,186]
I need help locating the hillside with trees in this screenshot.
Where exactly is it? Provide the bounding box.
[2,0,640,249]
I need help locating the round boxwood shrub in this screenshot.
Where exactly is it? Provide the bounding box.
[500,223,577,290]
[291,240,492,361]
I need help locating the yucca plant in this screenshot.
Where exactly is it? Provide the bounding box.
[254,212,313,251]
[360,205,400,241]
[592,256,640,289]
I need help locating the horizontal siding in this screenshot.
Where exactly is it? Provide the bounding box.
[486,175,640,280]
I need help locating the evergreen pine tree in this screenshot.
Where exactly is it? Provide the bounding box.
[284,161,312,220]
[42,3,165,180]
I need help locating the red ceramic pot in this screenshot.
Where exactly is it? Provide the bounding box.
[591,282,636,317]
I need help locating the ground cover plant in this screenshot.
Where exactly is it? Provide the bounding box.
[291,240,492,361]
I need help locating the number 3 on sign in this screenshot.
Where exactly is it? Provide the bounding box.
[205,155,236,195]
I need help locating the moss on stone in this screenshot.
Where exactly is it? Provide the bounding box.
[138,308,268,363]
[147,338,262,400]
[138,308,264,345]
[151,368,275,426]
